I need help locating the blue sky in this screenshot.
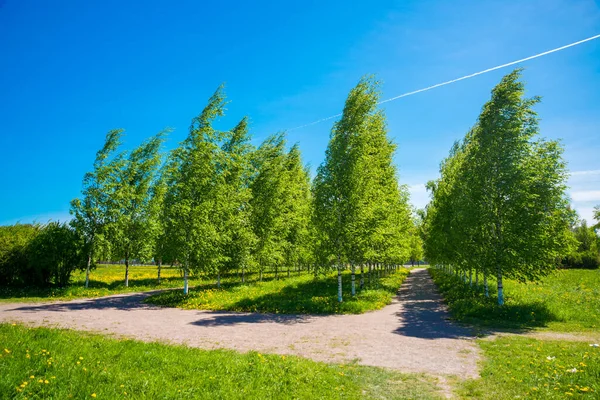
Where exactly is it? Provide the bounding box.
[1,0,599,225]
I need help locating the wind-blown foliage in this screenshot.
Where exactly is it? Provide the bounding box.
[424,69,574,305]
[313,76,413,301]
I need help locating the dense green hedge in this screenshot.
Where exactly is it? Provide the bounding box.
[0,223,87,287]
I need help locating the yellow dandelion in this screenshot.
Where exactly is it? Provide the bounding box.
[44,380,49,384]
[30,376,34,379]
[91,394,97,398]
[4,349,10,354]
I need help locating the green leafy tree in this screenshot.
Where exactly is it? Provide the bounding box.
[163,86,226,293]
[313,76,412,301]
[70,129,124,288]
[250,133,288,280]
[282,144,312,277]
[109,132,165,286]
[220,117,256,283]
[425,69,574,305]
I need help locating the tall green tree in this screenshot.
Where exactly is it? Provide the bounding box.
[220,117,256,283]
[425,69,574,305]
[250,133,288,280]
[70,129,124,288]
[163,86,226,294]
[282,144,312,277]
[109,132,165,286]
[313,76,412,301]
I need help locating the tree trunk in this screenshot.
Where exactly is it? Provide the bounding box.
[497,267,504,305]
[351,264,356,296]
[475,269,478,286]
[337,256,343,303]
[484,272,489,297]
[124,257,130,287]
[259,270,263,281]
[85,252,92,288]
[183,267,189,294]
[157,259,162,284]
[469,269,473,286]
[360,264,364,289]
[287,264,290,278]
[242,265,245,283]
[217,271,221,288]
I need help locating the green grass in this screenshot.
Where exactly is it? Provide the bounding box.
[0,323,440,400]
[429,268,600,332]
[145,269,410,314]
[459,336,600,399]
[0,265,312,303]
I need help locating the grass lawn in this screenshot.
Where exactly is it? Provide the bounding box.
[429,268,600,332]
[0,323,440,400]
[459,336,600,399]
[145,269,410,314]
[0,265,197,303]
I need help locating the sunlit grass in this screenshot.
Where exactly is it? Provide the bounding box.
[0,323,441,399]
[429,268,600,332]
[146,269,410,314]
[460,336,600,399]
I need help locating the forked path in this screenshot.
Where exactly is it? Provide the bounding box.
[0,268,480,377]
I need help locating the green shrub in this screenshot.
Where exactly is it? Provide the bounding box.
[0,222,86,288]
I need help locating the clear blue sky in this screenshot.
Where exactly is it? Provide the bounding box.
[1,0,599,225]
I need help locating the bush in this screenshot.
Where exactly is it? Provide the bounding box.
[0,222,86,288]
[0,224,40,286]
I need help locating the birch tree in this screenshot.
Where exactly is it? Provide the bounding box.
[70,129,124,288]
[110,132,165,286]
[163,86,226,294]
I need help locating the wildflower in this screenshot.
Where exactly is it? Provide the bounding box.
[30,376,34,379]
[546,356,555,360]
[91,394,97,398]
[590,344,599,347]
[567,368,577,373]
[44,380,49,384]
[4,349,10,354]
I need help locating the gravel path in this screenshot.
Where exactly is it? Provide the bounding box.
[0,268,480,377]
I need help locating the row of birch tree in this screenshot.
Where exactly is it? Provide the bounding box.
[423,69,575,305]
[71,79,419,299]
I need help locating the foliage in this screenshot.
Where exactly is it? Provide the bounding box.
[27,222,87,287]
[0,224,40,287]
[70,129,124,287]
[0,223,86,288]
[146,269,410,314]
[423,69,574,305]
[0,324,440,400]
[108,131,166,286]
[312,76,413,301]
[429,267,600,332]
[563,220,600,269]
[459,336,599,399]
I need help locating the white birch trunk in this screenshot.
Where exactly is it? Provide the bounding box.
[183,267,189,294]
[351,264,356,296]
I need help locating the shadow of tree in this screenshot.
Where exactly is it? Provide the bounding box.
[426,268,561,336]
[5,291,169,312]
[189,311,318,327]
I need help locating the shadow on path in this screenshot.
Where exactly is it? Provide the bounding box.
[393,268,474,339]
[5,291,168,312]
[189,312,318,327]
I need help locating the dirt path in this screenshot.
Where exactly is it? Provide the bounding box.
[0,268,480,378]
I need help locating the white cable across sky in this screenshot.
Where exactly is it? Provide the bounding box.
[289,33,600,132]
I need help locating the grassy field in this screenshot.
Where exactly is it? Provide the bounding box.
[0,323,440,400]
[0,264,410,315]
[459,336,600,399]
[146,269,410,314]
[0,265,201,303]
[429,267,600,332]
